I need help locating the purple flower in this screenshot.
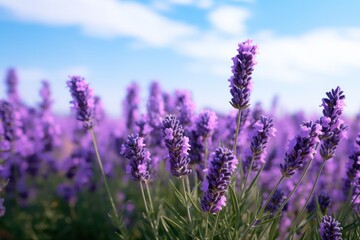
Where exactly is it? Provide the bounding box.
[39,80,53,113]
[162,115,192,177]
[307,192,331,214]
[265,189,287,214]
[147,81,165,129]
[318,87,347,160]
[344,134,360,198]
[94,96,106,125]
[201,147,238,213]
[175,90,195,127]
[244,116,276,171]
[0,100,22,142]
[121,134,151,182]
[319,215,342,240]
[5,68,20,104]
[280,121,322,177]
[195,110,218,139]
[66,76,95,129]
[229,40,258,110]
[123,82,140,132]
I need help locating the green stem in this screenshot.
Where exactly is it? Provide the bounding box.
[205,213,209,239]
[182,177,192,223]
[145,183,155,214]
[90,129,119,221]
[340,192,360,223]
[233,110,243,178]
[288,158,326,239]
[140,182,158,240]
[233,110,242,155]
[140,182,150,215]
[242,176,285,238]
[276,159,313,216]
[242,156,255,193]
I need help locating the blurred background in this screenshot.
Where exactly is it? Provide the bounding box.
[1,0,360,116]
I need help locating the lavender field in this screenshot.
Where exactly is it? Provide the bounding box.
[0,40,358,240]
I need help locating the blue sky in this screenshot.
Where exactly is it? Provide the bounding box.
[1,0,360,117]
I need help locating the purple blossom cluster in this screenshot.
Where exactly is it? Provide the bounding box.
[280,121,322,177]
[66,76,95,129]
[244,116,276,171]
[229,40,258,110]
[162,115,192,177]
[319,215,342,240]
[319,87,347,160]
[201,147,237,213]
[121,134,151,182]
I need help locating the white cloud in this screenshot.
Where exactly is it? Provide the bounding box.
[0,0,197,46]
[168,0,213,8]
[208,6,250,35]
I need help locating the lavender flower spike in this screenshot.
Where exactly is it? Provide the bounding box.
[229,40,258,110]
[244,116,276,171]
[319,86,347,160]
[0,100,22,142]
[280,121,322,177]
[201,147,238,213]
[121,134,151,182]
[162,115,192,177]
[319,215,342,240]
[66,76,95,129]
[195,110,218,139]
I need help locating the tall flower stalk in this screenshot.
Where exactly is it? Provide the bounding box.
[243,121,321,238]
[121,134,157,239]
[67,76,122,235]
[288,87,347,239]
[228,40,258,179]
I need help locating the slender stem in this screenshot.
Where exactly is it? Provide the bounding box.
[89,129,119,221]
[288,158,326,239]
[242,176,285,238]
[243,156,255,192]
[232,110,243,187]
[140,182,150,215]
[340,192,360,223]
[276,159,313,215]
[233,110,242,156]
[205,213,209,238]
[211,213,220,237]
[182,177,192,223]
[145,183,155,214]
[140,181,158,240]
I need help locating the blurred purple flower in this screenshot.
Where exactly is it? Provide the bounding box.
[123,82,140,132]
[39,80,53,113]
[162,115,192,177]
[0,100,22,142]
[195,110,218,139]
[175,90,195,128]
[5,68,20,104]
[265,188,287,214]
[66,76,95,129]
[307,192,331,214]
[201,147,238,213]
